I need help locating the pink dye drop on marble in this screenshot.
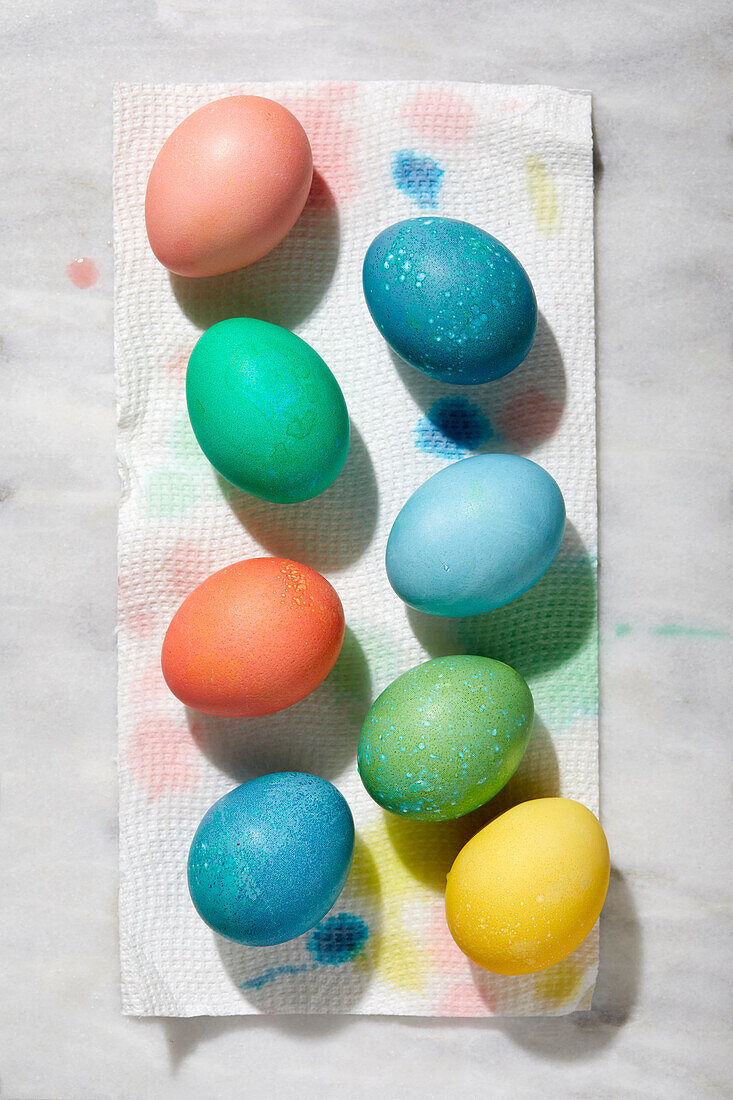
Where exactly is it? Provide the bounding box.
[127,716,198,800]
[401,91,476,141]
[66,257,99,288]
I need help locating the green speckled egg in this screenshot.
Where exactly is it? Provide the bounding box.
[186,317,349,503]
[357,656,534,821]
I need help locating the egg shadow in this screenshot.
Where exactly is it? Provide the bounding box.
[406,521,595,681]
[215,833,381,1015]
[389,312,566,456]
[217,423,378,573]
[170,170,339,331]
[382,714,559,892]
[186,627,370,784]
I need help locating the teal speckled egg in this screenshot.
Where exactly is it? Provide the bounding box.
[187,317,349,503]
[363,217,537,385]
[357,656,534,821]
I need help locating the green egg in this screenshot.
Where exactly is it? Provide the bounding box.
[186,318,349,503]
[357,656,534,821]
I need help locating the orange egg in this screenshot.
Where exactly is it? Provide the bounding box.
[161,558,344,718]
[145,96,313,278]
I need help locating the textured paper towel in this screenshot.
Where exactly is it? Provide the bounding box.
[114,81,597,1017]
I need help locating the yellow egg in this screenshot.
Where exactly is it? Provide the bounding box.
[445,798,610,975]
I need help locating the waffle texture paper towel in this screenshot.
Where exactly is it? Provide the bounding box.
[114,82,597,1017]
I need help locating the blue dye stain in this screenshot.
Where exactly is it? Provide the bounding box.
[414,397,494,458]
[391,150,444,209]
[239,962,317,992]
[238,913,369,994]
[306,912,370,966]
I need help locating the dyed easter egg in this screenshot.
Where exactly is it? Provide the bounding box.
[362,217,537,384]
[187,318,349,503]
[161,557,344,718]
[386,454,565,617]
[358,656,533,821]
[445,798,610,975]
[188,773,355,946]
[145,95,313,277]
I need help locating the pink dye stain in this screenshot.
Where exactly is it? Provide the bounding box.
[118,543,212,638]
[495,386,564,450]
[118,574,158,637]
[127,715,198,800]
[441,980,494,1017]
[428,905,495,1015]
[498,97,525,115]
[287,83,358,204]
[66,257,99,288]
[166,347,193,380]
[401,91,476,141]
[162,541,213,599]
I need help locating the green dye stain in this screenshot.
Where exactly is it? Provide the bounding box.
[144,467,198,517]
[615,623,631,637]
[652,625,729,639]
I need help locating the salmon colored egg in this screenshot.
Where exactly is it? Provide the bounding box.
[161,558,344,718]
[445,798,610,976]
[145,96,313,278]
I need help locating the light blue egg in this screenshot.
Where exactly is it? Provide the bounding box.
[363,217,537,385]
[386,454,565,617]
[188,773,354,946]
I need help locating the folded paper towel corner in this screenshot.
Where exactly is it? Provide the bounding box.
[114,81,597,1018]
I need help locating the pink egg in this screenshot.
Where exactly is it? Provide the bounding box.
[145,96,313,278]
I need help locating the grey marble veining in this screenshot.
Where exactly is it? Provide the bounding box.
[1,0,731,1096]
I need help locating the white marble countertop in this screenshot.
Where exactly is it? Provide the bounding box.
[1,1,730,1096]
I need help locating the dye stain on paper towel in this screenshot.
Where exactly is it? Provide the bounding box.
[525,156,561,235]
[238,913,370,992]
[392,150,444,209]
[307,913,370,966]
[415,397,493,458]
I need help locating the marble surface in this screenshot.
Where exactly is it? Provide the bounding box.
[1,0,730,1096]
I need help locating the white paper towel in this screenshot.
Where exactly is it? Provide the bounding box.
[114,81,597,1017]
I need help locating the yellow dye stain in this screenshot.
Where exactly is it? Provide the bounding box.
[534,961,583,1007]
[384,811,487,890]
[349,814,479,993]
[526,156,562,235]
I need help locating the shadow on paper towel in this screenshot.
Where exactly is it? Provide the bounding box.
[216,834,381,1014]
[406,521,596,681]
[391,312,567,457]
[219,424,379,573]
[186,627,371,784]
[170,170,339,332]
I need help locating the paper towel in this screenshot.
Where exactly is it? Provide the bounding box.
[114,81,597,1017]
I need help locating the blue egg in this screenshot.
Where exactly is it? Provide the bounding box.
[188,773,355,946]
[386,454,565,617]
[363,217,537,385]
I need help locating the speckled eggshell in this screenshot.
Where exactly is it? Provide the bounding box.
[445,798,610,975]
[161,557,345,718]
[386,453,566,617]
[357,656,534,821]
[188,773,355,946]
[186,317,349,503]
[362,217,537,384]
[145,95,313,278]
